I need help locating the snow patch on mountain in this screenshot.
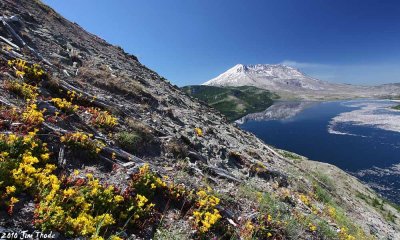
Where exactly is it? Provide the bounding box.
[203,64,332,92]
[203,64,400,100]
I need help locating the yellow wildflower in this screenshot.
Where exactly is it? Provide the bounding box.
[114,195,124,203]
[6,186,16,195]
[41,153,50,161]
[109,236,123,240]
[195,127,203,137]
[309,223,317,232]
[63,188,76,198]
[136,194,148,207]
[10,197,19,205]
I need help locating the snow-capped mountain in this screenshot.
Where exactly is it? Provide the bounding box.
[202,64,400,99]
[203,64,332,91]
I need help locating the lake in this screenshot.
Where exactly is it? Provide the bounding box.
[239,100,400,204]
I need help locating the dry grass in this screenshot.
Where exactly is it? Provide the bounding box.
[164,139,188,158]
[78,65,144,98]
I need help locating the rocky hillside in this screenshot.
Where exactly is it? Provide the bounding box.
[0,1,399,239]
[203,64,400,100]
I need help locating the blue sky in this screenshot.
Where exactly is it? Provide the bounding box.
[43,0,400,86]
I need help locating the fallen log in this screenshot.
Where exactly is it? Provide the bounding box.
[58,145,65,166]
[205,165,242,183]
[42,122,68,134]
[0,16,52,66]
[0,97,12,106]
[0,35,20,50]
[102,146,145,164]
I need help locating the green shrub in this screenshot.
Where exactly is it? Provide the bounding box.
[314,172,335,191]
[317,220,337,240]
[281,151,302,161]
[314,184,332,204]
[372,197,383,209]
[386,212,396,223]
[259,192,286,215]
[284,217,304,239]
[115,131,142,154]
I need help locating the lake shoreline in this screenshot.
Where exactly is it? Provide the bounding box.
[239,99,400,204]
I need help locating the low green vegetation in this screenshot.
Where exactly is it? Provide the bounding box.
[314,171,335,191]
[314,183,332,204]
[280,150,303,161]
[317,220,338,239]
[387,201,400,212]
[356,191,399,223]
[114,118,156,155]
[391,104,400,110]
[153,227,189,240]
[114,131,142,153]
[182,85,279,121]
[236,181,369,239]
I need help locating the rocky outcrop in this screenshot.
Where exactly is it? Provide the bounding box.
[0,0,399,239]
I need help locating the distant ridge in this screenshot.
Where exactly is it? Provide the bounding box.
[203,64,331,91]
[203,64,400,100]
[182,85,279,121]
